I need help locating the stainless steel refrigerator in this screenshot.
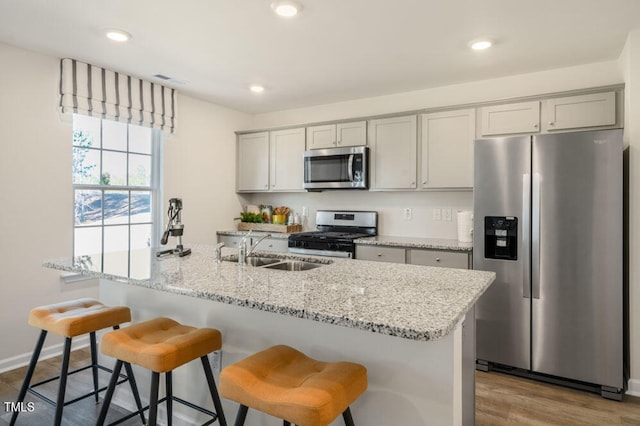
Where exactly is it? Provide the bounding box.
[473,129,624,400]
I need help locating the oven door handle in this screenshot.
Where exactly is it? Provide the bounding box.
[347,154,354,182]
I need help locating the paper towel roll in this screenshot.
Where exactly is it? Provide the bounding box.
[457,210,473,243]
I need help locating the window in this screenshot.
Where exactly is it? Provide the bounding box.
[72,114,162,273]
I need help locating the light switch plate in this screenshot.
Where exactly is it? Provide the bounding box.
[443,208,452,221]
[433,208,442,221]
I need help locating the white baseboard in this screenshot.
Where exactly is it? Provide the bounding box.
[627,378,640,397]
[0,336,89,374]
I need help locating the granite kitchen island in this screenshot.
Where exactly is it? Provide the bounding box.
[44,244,494,426]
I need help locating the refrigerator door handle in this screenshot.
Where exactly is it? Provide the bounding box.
[532,173,541,300]
[522,174,531,299]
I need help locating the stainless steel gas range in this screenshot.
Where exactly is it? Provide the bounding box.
[288,210,377,258]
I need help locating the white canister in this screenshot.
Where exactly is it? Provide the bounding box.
[457,210,474,243]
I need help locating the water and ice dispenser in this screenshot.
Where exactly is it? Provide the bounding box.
[484,216,518,260]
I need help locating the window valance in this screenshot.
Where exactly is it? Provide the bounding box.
[59,58,176,133]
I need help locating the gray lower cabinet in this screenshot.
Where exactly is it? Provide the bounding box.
[355,245,406,263]
[216,234,288,253]
[356,244,470,269]
[407,249,470,269]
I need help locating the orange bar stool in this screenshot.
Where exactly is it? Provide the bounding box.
[11,298,143,426]
[220,345,368,426]
[96,317,227,426]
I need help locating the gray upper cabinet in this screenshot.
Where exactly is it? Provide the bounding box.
[480,101,541,136]
[420,109,476,189]
[237,132,269,192]
[306,121,366,149]
[480,91,618,137]
[236,128,305,193]
[369,115,418,190]
[269,128,306,192]
[541,92,616,132]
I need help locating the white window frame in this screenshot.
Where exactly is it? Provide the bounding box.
[71,115,163,274]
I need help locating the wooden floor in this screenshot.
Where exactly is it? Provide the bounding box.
[476,370,640,425]
[1,348,639,425]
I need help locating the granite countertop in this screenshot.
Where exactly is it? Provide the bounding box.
[355,235,473,252]
[44,245,493,342]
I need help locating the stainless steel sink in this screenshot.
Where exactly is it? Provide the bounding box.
[263,260,323,271]
[243,256,282,267]
[222,255,328,271]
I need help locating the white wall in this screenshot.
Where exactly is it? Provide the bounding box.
[164,96,251,244]
[251,61,622,129]
[0,42,251,369]
[240,191,472,239]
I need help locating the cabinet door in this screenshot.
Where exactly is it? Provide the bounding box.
[408,249,470,269]
[542,92,616,132]
[270,128,305,191]
[337,121,367,147]
[420,109,475,189]
[237,132,269,192]
[356,245,406,263]
[480,101,540,136]
[306,124,336,149]
[217,234,242,249]
[369,115,418,190]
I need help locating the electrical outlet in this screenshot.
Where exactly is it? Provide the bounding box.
[208,350,222,373]
[302,206,308,217]
[443,207,452,221]
[433,208,442,221]
[403,208,412,221]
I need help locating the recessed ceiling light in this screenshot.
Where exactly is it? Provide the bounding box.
[271,1,303,17]
[250,85,265,93]
[105,29,132,42]
[469,39,492,51]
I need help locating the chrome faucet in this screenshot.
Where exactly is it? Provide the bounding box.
[214,242,225,263]
[247,233,272,258]
[238,231,252,265]
[238,231,272,265]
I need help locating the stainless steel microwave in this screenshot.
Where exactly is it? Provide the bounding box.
[303,146,369,190]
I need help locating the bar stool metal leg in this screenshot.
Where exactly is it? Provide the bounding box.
[201,356,227,426]
[10,330,47,426]
[342,407,355,426]
[166,371,173,426]
[149,371,160,426]
[96,360,123,425]
[234,404,248,426]
[90,332,100,403]
[54,337,72,426]
[122,362,147,424]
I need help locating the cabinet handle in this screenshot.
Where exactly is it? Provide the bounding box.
[411,182,416,186]
[436,258,441,262]
[422,181,427,185]
[264,184,268,188]
[549,122,555,126]
[533,123,539,129]
[377,253,382,257]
